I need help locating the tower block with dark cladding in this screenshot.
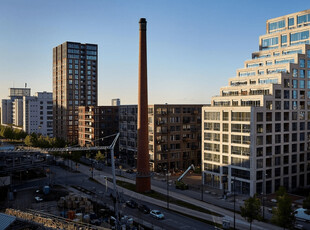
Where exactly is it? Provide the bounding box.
[136,18,151,193]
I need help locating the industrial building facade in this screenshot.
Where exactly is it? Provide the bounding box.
[202,10,310,196]
[53,42,98,143]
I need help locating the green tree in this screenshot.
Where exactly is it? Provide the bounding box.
[95,151,105,162]
[272,187,295,230]
[303,193,310,215]
[2,127,14,139]
[240,194,261,230]
[24,135,33,146]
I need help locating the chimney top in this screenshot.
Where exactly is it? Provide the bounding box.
[139,18,147,23]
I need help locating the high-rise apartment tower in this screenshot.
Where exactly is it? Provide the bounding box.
[202,9,310,196]
[53,42,98,143]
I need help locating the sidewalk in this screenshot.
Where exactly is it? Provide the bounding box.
[70,160,281,230]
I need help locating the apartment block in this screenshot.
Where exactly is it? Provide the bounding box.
[1,88,31,126]
[119,104,202,171]
[53,41,98,143]
[78,106,119,147]
[119,105,138,165]
[202,10,310,196]
[23,92,53,137]
[148,104,202,172]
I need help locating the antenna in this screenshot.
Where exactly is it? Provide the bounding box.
[25,83,27,88]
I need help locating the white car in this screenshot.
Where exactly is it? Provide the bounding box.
[34,196,43,202]
[150,210,164,219]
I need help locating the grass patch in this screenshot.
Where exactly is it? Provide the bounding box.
[170,209,224,229]
[115,180,222,218]
[89,177,101,184]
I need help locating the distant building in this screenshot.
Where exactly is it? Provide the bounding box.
[1,87,31,126]
[23,92,53,137]
[78,106,119,147]
[0,89,52,136]
[53,41,98,143]
[112,98,120,106]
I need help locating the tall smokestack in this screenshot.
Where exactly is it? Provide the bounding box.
[136,18,151,192]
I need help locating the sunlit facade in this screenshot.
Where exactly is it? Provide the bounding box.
[202,10,310,196]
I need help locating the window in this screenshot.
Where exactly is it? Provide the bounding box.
[262,37,279,47]
[300,80,305,88]
[284,101,290,110]
[257,148,263,157]
[282,35,287,44]
[266,112,272,121]
[257,112,263,122]
[289,17,295,26]
[293,90,298,99]
[293,68,298,78]
[275,90,281,98]
[275,112,281,121]
[284,90,290,99]
[284,112,289,120]
[275,134,281,143]
[290,31,309,44]
[293,80,298,88]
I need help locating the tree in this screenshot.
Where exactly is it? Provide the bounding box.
[272,187,295,230]
[303,193,310,215]
[240,194,261,230]
[24,135,33,146]
[95,151,105,162]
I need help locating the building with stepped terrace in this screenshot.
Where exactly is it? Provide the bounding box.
[202,9,310,196]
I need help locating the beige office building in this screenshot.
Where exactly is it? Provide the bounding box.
[202,10,310,196]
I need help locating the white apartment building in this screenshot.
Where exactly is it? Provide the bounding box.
[1,99,12,125]
[1,88,30,126]
[12,99,23,126]
[202,9,310,196]
[23,92,53,137]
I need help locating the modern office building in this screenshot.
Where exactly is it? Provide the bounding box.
[53,41,98,143]
[1,87,31,126]
[202,9,310,196]
[119,104,202,171]
[23,92,53,137]
[78,106,119,147]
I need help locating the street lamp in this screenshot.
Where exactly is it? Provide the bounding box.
[231,176,236,230]
[262,173,267,220]
[165,169,170,209]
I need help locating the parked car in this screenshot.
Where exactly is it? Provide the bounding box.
[126,200,138,208]
[34,196,43,202]
[126,169,134,174]
[138,204,151,214]
[150,210,164,219]
[294,208,310,222]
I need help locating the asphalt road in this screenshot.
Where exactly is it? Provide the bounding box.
[12,164,216,230]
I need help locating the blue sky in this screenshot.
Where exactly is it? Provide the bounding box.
[0,0,309,105]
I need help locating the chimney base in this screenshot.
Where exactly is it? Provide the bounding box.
[136,176,151,193]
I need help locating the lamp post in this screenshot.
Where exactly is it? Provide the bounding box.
[166,169,170,209]
[231,176,236,230]
[262,173,267,220]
